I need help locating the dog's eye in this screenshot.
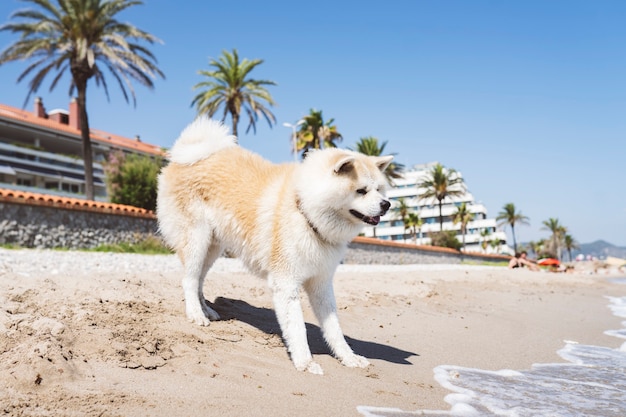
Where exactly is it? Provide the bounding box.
[356,188,367,195]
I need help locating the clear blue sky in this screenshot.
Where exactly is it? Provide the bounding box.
[1,0,624,248]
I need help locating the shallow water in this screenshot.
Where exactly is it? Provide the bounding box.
[358,283,626,417]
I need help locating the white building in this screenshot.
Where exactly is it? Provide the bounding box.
[362,162,511,255]
[0,98,163,200]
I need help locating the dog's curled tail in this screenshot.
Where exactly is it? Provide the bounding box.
[168,117,237,165]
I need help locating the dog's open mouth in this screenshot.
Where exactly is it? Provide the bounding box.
[350,210,381,226]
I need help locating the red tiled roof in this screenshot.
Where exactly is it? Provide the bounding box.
[0,102,164,157]
[0,187,155,219]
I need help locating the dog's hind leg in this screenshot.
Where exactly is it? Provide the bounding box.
[304,277,370,368]
[198,243,223,320]
[181,229,221,326]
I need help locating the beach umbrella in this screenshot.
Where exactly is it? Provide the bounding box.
[538,258,560,266]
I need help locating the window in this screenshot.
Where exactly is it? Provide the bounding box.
[61,183,80,193]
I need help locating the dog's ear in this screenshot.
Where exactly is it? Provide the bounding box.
[334,156,355,174]
[373,155,394,172]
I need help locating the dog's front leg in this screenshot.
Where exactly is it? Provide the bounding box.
[269,275,323,375]
[305,277,370,369]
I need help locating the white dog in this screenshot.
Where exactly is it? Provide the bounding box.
[157,118,392,374]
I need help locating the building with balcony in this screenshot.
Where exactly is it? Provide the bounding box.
[0,98,163,200]
[361,162,511,255]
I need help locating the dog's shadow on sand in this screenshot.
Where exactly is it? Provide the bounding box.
[212,297,417,365]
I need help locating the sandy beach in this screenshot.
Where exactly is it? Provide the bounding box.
[0,249,624,416]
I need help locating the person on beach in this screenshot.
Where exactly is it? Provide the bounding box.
[508,251,539,271]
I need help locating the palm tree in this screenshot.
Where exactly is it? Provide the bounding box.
[529,239,546,259]
[496,203,529,253]
[453,202,475,250]
[295,109,342,158]
[490,238,501,254]
[0,0,164,200]
[395,198,409,241]
[541,218,566,260]
[563,234,579,262]
[416,218,425,243]
[480,228,491,253]
[352,136,405,183]
[192,48,276,138]
[417,163,466,232]
[404,212,423,243]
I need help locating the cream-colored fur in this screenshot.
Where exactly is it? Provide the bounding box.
[157,117,393,374]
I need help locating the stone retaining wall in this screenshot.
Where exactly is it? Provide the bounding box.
[347,237,510,265]
[0,189,157,249]
[0,188,511,264]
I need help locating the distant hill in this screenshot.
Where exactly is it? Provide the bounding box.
[521,240,626,261]
[572,240,626,260]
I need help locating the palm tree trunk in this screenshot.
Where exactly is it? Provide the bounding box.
[511,224,517,253]
[231,111,239,140]
[438,199,443,231]
[462,226,466,250]
[76,86,94,201]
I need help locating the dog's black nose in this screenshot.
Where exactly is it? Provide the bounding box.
[380,199,391,213]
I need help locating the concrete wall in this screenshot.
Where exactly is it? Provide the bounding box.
[0,188,511,264]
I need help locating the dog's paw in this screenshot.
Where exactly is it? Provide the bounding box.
[294,359,324,375]
[306,361,324,375]
[186,301,220,326]
[202,302,221,321]
[187,314,212,327]
[186,305,212,326]
[341,354,370,368]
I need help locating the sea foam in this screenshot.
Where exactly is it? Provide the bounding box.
[358,292,626,417]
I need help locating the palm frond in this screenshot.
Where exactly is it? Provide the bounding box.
[0,0,164,200]
[191,48,276,137]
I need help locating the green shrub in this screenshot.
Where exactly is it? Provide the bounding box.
[1,236,172,254]
[104,151,164,211]
[462,260,509,267]
[430,231,462,250]
[90,236,172,254]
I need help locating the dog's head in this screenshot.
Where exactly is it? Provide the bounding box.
[331,152,393,227]
[297,149,393,237]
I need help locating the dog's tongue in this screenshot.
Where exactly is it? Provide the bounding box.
[350,209,381,226]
